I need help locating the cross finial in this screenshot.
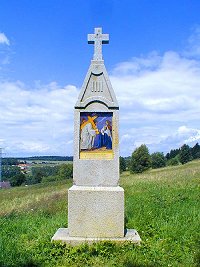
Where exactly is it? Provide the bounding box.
[88,28,109,61]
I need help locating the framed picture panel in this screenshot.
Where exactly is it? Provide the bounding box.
[80,112,113,159]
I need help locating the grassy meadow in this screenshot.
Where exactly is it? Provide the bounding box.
[0,161,199,267]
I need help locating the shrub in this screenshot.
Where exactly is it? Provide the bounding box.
[167,156,180,166]
[41,175,61,183]
[179,144,193,164]
[2,165,26,186]
[151,152,166,169]
[30,165,61,184]
[130,144,151,173]
[58,163,73,179]
[191,143,200,159]
[120,156,126,173]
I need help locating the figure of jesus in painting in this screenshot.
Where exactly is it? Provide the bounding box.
[80,116,99,150]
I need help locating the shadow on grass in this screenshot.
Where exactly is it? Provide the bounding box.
[125,265,154,267]
[20,262,41,267]
[124,261,156,267]
[0,260,41,267]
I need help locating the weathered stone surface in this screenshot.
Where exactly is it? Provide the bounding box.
[73,63,119,186]
[68,185,124,238]
[75,61,118,109]
[72,28,120,187]
[88,28,109,61]
[51,28,141,244]
[52,228,141,245]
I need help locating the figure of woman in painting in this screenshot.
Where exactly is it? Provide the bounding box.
[101,120,112,149]
[94,119,112,149]
[80,116,99,150]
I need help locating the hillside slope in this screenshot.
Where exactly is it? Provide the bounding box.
[0,161,199,266]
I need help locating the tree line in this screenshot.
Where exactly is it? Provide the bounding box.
[19,156,73,161]
[120,143,200,173]
[1,163,73,187]
[2,156,73,166]
[2,143,199,186]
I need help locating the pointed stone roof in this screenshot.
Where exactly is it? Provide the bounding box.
[75,28,119,110]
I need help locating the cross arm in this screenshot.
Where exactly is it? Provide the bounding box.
[102,34,109,44]
[88,34,95,44]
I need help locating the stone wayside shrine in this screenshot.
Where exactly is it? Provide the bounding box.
[52,28,141,244]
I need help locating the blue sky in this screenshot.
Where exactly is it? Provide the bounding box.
[0,0,200,156]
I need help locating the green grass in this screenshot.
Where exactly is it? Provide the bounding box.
[0,161,199,267]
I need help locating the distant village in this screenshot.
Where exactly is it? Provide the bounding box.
[0,156,73,188]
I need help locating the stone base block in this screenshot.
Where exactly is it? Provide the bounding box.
[52,228,141,245]
[68,185,124,238]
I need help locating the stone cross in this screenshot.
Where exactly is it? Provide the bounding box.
[88,27,109,61]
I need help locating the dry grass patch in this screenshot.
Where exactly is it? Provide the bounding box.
[0,180,72,216]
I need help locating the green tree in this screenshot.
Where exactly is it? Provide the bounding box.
[130,144,151,173]
[124,157,131,171]
[2,158,19,166]
[59,163,73,179]
[120,156,126,173]
[179,144,193,164]
[31,167,46,183]
[2,165,25,186]
[151,152,166,169]
[191,143,200,159]
[9,173,26,186]
[166,148,180,160]
[30,165,60,184]
[41,164,73,183]
[167,156,180,166]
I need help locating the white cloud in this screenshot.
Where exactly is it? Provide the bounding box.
[184,25,200,58]
[111,49,200,155]
[0,33,10,46]
[157,126,200,152]
[1,29,200,156]
[1,47,200,156]
[0,81,78,156]
[179,126,200,143]
[0,32,11,70]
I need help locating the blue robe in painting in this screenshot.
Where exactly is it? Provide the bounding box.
[94,132,112,149]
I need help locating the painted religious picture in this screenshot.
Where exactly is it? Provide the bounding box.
[80,112,113,159]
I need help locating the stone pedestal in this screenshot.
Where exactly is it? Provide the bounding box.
[68,185,124,238]
[52,228,141,246]
[52,185,141,244]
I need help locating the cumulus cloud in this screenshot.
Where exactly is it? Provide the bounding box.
[1,29,200,156]
[111,49,200,155]
[0,81,78,156]
[179,126,200,143]
[154,126,200,152]
[0,33,10,45]
[1,48,200,156]
[112,51,200,109]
